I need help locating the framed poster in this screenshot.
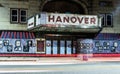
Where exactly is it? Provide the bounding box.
[95,41,100,47]
[27,40,33,47]
[113,42,118,47]
[36,38,45,53]
[7,45,13,52]
[103,42,109,46]
[23,45,29,52]
[111,46,116,52]
[15,40,21,47]
[3,40,9,46]
[98,46,103,52]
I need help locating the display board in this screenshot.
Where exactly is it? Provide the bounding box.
[0,39,36,53]
[93,40,119,53]
[36,38,45,53]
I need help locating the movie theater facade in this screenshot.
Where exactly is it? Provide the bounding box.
[27,12,102,56]
[1,0,120,57]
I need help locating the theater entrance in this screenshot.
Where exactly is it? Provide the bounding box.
[45,36,77,55]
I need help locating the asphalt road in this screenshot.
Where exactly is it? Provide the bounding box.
[0,62,120,74]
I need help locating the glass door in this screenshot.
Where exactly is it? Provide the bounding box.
[73,41,76,54]
[53,40,58,54]
[66,41,72,54]
[60,40,65,54]
[46,40,51,54]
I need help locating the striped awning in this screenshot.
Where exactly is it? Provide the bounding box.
[0,31,35,39]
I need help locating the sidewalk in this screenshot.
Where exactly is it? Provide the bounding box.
[0,57,80,62]
[0,57,81,65]
[0,56,120,65]
[88,57,120,62]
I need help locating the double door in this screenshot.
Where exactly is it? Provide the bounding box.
[46,40,76,55]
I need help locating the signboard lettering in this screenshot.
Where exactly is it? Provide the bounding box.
[27,17,35,29]
[47,14,97,26]
[27,13,101,29]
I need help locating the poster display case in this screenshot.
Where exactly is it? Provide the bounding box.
[7,45,13,52]
[0,39,36,53]
[3,40,9,46]
[36,38,45,53]
[94,40,119,53]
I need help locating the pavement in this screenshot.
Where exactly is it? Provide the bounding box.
[1,56,120,74]
[0,57,81,65]
[0,55,120,65]
[89,57,120,62]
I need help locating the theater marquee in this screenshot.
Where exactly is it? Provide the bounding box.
[27,12,102,32]
[47,14,98,26]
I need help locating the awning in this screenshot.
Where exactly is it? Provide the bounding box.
[95,33,120,40]
[27,12,102,35]
[0,31,35,39]
[29,26,101,34]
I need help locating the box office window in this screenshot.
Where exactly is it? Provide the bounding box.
[10,8,27,23]
[100,13,113,27]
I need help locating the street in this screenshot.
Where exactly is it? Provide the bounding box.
[0,61,120,74]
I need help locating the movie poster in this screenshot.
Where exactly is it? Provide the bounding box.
[36,39,45,53]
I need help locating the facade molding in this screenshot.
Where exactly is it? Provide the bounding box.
[40,0,88,14]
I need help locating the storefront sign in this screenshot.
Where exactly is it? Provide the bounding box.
[27,17,35,29]
[36,14,40,26]
[27,13,101,29]
[46,13,98,26]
